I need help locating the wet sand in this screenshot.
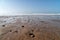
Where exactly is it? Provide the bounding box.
[0,15,60,40]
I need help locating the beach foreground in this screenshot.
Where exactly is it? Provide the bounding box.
[0,15,60,40]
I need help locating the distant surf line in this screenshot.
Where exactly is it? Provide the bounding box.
[0,14,60,16]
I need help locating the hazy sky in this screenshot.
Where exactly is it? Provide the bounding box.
[0,0,60,15]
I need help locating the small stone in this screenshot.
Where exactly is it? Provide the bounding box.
[10,30,12,32]
[14,30,18,33]
[22,26,24,28]
[29,33,35,38]
[2,25,5,27]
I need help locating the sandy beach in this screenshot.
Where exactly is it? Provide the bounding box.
[0,15,60,40]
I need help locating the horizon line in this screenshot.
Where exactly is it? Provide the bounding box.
[0,14,60,16]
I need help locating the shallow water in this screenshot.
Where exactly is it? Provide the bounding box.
[0,15,60,27]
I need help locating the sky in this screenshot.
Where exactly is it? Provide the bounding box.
[0,0,60,15]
